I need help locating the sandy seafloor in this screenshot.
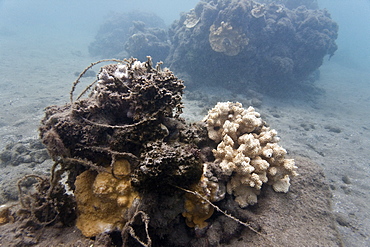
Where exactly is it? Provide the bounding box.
[0,22,370,246]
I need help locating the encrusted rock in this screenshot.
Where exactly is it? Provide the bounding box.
[39,57,204,237]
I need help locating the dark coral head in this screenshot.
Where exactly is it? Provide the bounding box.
[131,142,203,194]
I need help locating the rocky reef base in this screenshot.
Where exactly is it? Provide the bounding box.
[0,156,343,246]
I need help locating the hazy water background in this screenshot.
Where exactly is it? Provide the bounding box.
[0,0,199,42]
[0,0,369,82]
[1,0,370,245]
[319,0,370,70]
[1,0,369,99]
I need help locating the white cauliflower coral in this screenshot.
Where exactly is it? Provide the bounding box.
[204,102,298,208]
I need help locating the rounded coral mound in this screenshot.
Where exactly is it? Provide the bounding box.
[166,0,338,94]
[203,102,298,208]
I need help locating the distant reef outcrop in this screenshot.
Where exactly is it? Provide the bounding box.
[89,0,338,95]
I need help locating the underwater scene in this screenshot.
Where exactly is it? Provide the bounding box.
[0,0,369,246]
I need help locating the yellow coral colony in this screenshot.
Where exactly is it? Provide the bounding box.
[182,169,222,228]
[204,102,297,208]
[74,159,139,237]
[0,204,12,225]
[182,177,214,228]
[209,21,249,56]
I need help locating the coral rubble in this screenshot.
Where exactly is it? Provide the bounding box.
[0,204,13,225]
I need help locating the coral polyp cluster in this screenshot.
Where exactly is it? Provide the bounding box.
[182,175,216,228]
[204,102,297,208]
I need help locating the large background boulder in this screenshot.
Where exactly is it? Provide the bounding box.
[166,0,338,95]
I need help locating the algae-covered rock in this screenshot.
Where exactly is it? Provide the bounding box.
[40,57,185,162]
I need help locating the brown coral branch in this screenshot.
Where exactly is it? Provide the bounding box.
[81,116,157,129]
[48,161,65,197]
[61,157,106,173]
[128,211,151,247]
[70,58,124,102]
[77,146,139,163]
[75,78,98,101]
